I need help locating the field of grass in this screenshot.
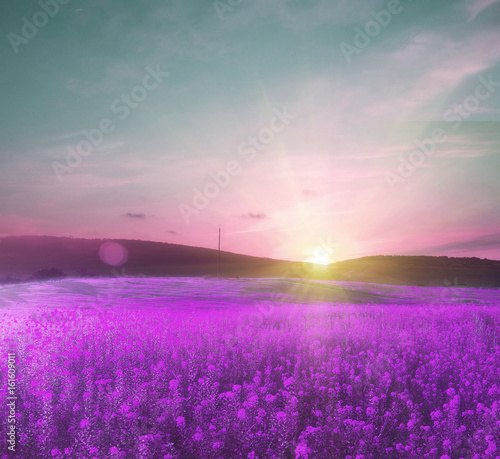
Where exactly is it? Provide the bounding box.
[1,278,500,458]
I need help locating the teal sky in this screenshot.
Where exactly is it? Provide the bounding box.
[1,0,500,262]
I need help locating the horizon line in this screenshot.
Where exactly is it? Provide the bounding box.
[1,233,499,264]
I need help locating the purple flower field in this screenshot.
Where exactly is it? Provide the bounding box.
[1,278,500,458]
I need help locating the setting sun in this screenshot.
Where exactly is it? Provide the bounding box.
[305,244,335,265]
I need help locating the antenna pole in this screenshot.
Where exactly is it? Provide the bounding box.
[217,225,221,279]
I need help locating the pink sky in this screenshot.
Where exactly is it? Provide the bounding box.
[1,0,500,262]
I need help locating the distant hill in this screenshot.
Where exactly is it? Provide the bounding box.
[0,235,499,288]
[327,255,500,288]
[0,235,292,281]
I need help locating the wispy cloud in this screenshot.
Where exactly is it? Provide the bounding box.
[467,0,500,21]
[233,212,269,220]
[125,213,146,219]
[420,232,500,255]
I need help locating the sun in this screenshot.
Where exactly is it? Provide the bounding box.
[308,255,331,266]
[305,247,332,266]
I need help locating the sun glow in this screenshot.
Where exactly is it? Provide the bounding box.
[306,245,333,265]
[307,256,330,266]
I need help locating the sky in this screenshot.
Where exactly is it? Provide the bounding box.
[1,0,500,263]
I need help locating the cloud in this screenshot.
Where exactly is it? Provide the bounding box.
[234,212,269,220]
[467,0,500,21]
[124,213,146,219]
[167,230,177,234]
[420,232,500,255]
[364,29,500,119]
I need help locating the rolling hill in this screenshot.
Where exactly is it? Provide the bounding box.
[0,235,499,288]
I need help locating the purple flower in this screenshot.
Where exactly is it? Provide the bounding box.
[276,411,287,422]
[80,419,90,429]
[109,446,119,455]
[431,410,443,420]
[176,416,185,428]
[485,439,497,455]
[119,404,130,414]
[169,380,179,391]
[295,442,311,458]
